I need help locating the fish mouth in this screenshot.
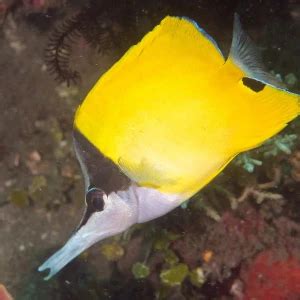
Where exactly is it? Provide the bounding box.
[38,191,138,280]
[38,231,95,280]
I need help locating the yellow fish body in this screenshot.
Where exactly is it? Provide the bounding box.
[39,15,300,279]
[75,16,299,198]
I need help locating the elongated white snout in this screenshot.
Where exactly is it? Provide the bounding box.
[38,192,138,280]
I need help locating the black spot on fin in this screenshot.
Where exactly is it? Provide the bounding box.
[242,77,266,92]
[230,13,286,89]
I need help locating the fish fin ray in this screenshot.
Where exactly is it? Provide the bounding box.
[181,16,223,58]
[229,13,285,88]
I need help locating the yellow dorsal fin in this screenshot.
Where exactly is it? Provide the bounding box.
[97,16,225,87]
[75,16,226,164]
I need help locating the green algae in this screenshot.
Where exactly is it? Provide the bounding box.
[132,262,150,279]
[100,243,124,261]
[160,264,189,286]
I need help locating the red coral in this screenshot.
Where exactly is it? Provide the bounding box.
[0,284,13,300]
[242,251,300,300]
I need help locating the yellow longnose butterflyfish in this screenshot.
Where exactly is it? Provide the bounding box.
[39,15,299,279]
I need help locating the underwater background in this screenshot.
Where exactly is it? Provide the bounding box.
[0,0,300,299]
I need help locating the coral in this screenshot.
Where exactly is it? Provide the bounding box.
[235,134,298,173]
[263,134,298,157]
[0,284,13,300]
[44,0,140,84]
[45,12,84,85]
[235,153,262,173]
[207,166,283,212]
[241,251,300,300]
[169,196,300,287]
[198,206,271,281]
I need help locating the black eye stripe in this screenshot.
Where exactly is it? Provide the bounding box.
[242,77,266,92]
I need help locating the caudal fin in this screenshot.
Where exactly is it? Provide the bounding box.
[226,14,300,152]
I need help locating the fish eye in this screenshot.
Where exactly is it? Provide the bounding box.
[242,77,266,92]
[86,188,105,211]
